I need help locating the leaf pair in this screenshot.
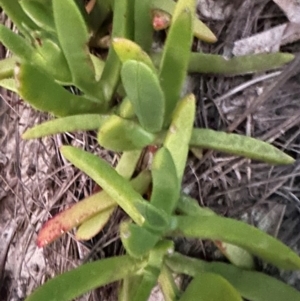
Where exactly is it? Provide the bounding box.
[119,148,181,258]
[60,146,169,235]
[43,94,194,256]
[34,108,299,301]
[167,253,300,301]
[172,214,300,270]
[0,0,118,105]
[22,114,294,167]
[190,128,294,165]
[24,249,300,301]
[177,195,254,269]
[37,168,151,247]
[16,63,105,116]
[113,0,196,129]
[121,60,165,133]
[0,0,39,39]
[171,194,300,272]
[112,38,164,133]
[35,141,300,301]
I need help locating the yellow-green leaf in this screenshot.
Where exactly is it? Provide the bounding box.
[164,94,195,183]
[0,57,16,80]
[121,60,165,133]
[97,0,134,103]
[20,0,55,33]
[112,38,156,71]
[76,207,113,241]
[190,128,294,165]
[0,0,39,38]
[158,0,195,124]
[97,115,155,151]
[37,170,151,248]
[120,221,159,258]
[60,146,168,233]
[173,215,300,270]
[0,78,17,93]
[167,253,300,301]
[150,147,179,214]
[188,52,295,75]
[25,256,146,301]
[53,0,101,100]
[179,272,242,301]
[22,114,108,139]
[16,63,105,116]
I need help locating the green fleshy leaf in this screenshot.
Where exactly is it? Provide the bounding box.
[76,207,113,241]
[22,114,108,139]
[0,25,41,63]
[192,18,217,43]
[0,78,17,93]
[88,0,112,31]
[177,195,215,217]
[131,268,158,301]
[60,146,145,226]
[97,115,155,151]
[16,63,105,116]
[190,128,295,165]
[25,256,146,301]
[214,240,255,270]
[37,170,151,248]
[120,221,160,258]
[173,215,300,270]
[112,38,156,71]
[34,36,72,83]
[60,146,169,233]
[150,147,179,214]
[20,0,55,33]
[117,96,136,119]
[188,52,295,75]
[75,151,144,241]
[0,57,17,80]
[121,60,165,133]
[90,54,105,81]
[151,52,294,76]
[0,0,39,37]
[167,253,300,301]
[158,0,195,124]
[177,195,254,269]
[0,24,70,84]
[98,0,134,103]
[179,272,242,301]
[53,0,103,101]
[164,94,195,183]
[114,150,143,180]
[134,0,153,52]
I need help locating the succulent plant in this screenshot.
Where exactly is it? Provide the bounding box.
[0,0,299,300]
